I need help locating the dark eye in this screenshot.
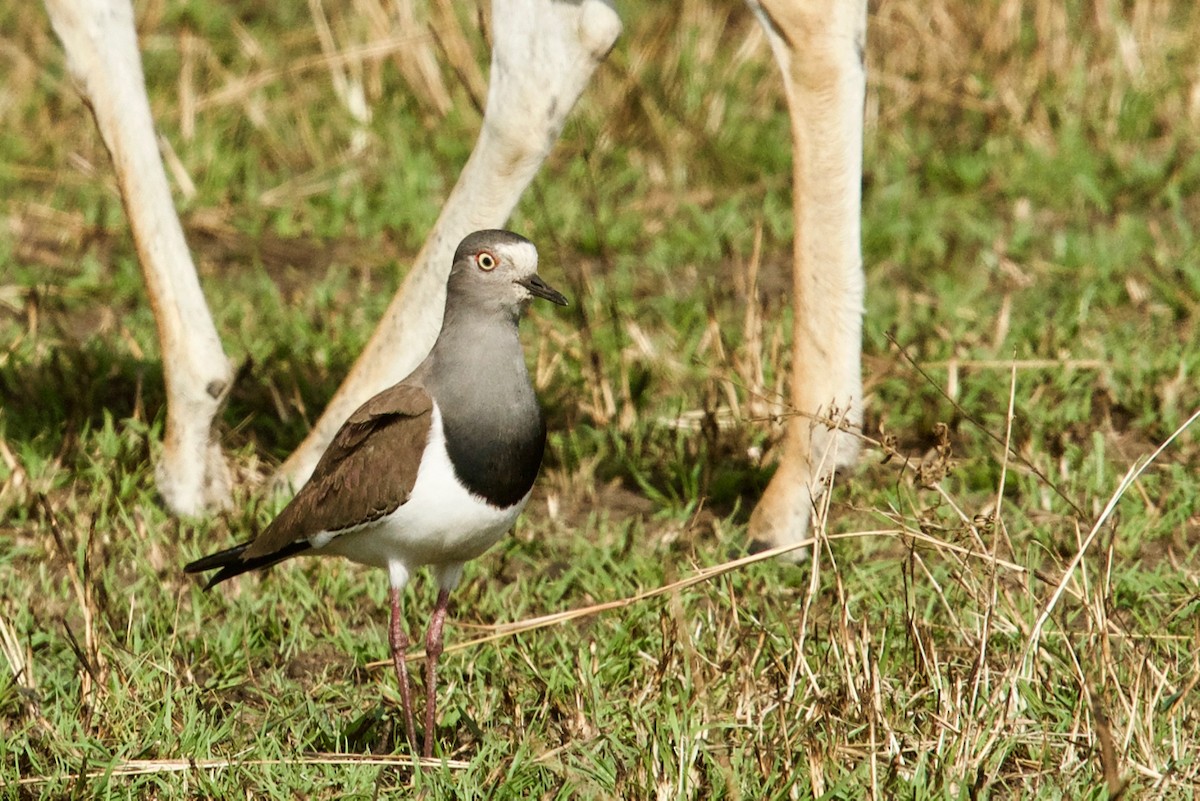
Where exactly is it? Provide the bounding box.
[476,252,496,271]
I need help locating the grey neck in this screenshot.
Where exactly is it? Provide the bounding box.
[425,307,546,508]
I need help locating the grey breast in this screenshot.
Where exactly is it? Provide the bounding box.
[426,314,546,509]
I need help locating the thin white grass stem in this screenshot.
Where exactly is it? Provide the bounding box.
[1016,408,1200,687]
[388,527,1037,666]
[9,753,469,788]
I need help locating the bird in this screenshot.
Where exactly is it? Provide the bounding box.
[184,229,568,758]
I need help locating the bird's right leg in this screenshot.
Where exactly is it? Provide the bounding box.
[43,0,233,516]
[388,585,418,751]
[420,588,451,759]
[275,0,621,494]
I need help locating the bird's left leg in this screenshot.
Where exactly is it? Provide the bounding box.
[421,588,451,759]
[388,585,418,750]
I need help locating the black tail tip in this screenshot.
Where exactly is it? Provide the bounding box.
[183,543,251,589]
[183,540,311,589]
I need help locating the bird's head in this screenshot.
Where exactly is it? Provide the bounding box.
[448,230,569,316]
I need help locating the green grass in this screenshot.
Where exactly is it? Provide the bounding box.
[2,0,1200,797]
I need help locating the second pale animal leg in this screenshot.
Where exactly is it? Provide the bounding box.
[745,0,868,559]
[277,0,621,492]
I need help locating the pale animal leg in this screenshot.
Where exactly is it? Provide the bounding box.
[43,0,233,515]
[745,0,868,559]
[276,0,621,491]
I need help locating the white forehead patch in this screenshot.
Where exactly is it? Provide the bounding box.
[495,240,539,276]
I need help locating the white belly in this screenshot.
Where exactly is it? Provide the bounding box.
[314,405,528,576]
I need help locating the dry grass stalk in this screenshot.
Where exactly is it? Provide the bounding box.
[377,0,453,116]
[733,221,768,420]
[0,606,33,692]
[363,524,1044,670]
[38,496,107,730]
[429,0,487,112]
[192,32,430,116]
[178,29,197,142]
[1014,407,1200,698]
[306,0,372,154]
[6,752,471,789]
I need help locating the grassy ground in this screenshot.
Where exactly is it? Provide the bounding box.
[2,0,1199,797]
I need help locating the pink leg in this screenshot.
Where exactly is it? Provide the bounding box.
[745,0,868,559]
[421,588,451,759]
[388,586,418,751]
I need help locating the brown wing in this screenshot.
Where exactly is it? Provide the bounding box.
[243,382,434,560]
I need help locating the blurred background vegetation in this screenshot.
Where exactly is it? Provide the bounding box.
[1,0,1198,796]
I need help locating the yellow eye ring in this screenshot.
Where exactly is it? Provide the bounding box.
[476,252,497,271]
